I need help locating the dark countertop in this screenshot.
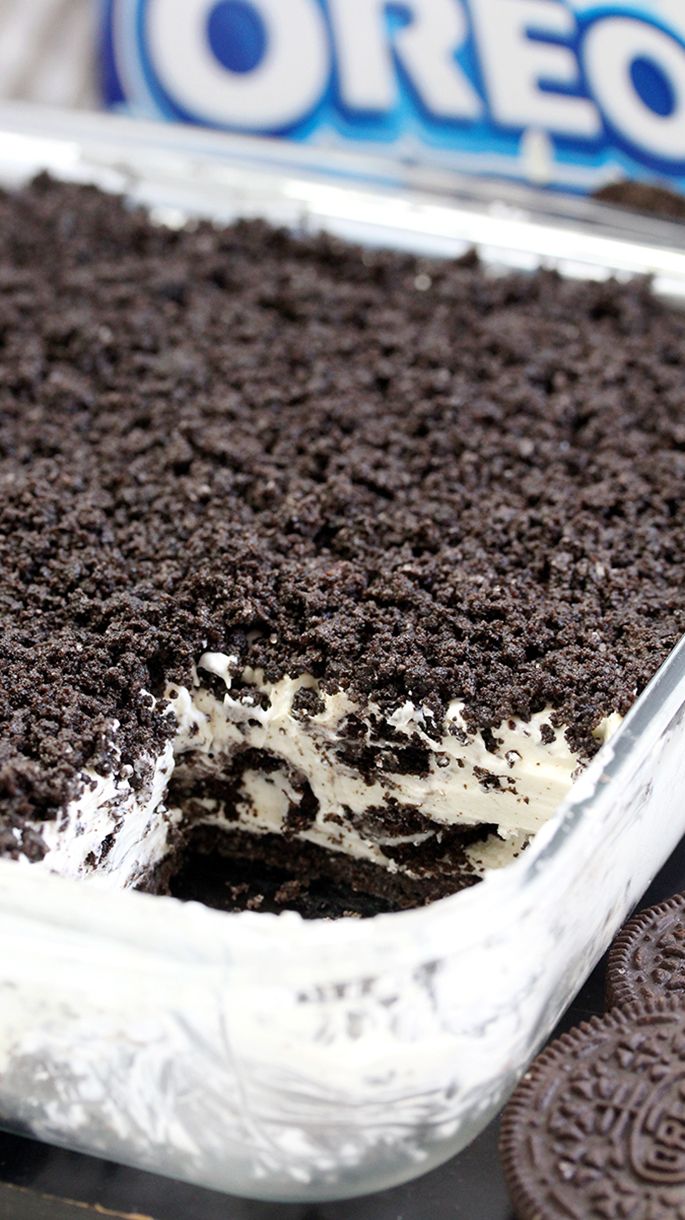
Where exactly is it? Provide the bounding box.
[2,839,684,1220]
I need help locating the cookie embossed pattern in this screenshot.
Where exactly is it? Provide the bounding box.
[0,110,684,1203]
[501,1004,685,1219]
[608,895,685,1009]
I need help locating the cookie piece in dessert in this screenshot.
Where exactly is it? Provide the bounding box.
[500,1002,685,1219]
[607,894,685,1010]
[1,175,684,911]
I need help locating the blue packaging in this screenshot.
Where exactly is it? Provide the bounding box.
[101,1,685,195]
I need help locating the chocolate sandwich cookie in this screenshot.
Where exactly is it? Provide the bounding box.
[500,1001,685,1220]
[607,894,685,1010]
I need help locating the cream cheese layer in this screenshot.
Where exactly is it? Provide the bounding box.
[164,652,620,877]
[24,650,621,888]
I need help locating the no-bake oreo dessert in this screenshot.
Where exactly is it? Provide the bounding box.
[1,175,684,916]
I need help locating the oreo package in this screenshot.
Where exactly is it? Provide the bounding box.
[101,1,685,195]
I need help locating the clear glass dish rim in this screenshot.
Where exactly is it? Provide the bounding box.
[0,102,684,972]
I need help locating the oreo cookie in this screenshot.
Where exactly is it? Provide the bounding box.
[500,1002,685,1219]
[607,894,685,1011]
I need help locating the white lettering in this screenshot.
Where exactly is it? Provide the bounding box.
[146,0,329,130]
[584,18,685,161]
[470,0,600,137]
[327,0,482,120]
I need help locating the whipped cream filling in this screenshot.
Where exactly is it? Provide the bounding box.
[166,651,619,848]
[25,737,178,889]
[23,652,622,889]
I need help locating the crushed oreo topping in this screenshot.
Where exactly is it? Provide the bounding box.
[1,175,684,825]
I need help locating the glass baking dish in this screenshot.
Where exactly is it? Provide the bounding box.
[0,103,684,1205]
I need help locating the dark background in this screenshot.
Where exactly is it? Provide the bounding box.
[2,839,684,1220]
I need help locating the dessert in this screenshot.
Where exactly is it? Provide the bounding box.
[607,894,685,1011]
[500,1001,685,1219]
[1,175,684,914]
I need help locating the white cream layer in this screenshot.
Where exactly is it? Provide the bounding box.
[24,652,621,887]
[23,739,178,890]
[164,652,619,879]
